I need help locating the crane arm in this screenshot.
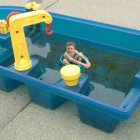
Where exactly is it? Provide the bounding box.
[8,10,53,71]
[9,10,52,28]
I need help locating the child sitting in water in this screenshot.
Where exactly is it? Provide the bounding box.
[63,41,91,68]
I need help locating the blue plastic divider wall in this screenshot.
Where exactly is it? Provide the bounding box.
[0,64,139,118]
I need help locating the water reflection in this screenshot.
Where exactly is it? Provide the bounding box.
[27,37,50,58]
[26,33,140,94]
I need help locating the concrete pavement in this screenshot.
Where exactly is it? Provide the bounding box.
[48,0,140,29]
[0,86,30,130]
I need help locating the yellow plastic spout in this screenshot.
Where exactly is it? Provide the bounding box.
[9,10,53,71]
[25,2,41,11]
[60,65,81,86]
[0,20,9,34]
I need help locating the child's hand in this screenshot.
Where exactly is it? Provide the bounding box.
[75,50,83,57]
[83,62,91,68]
[79,52,84,58]
[87,62,91,68]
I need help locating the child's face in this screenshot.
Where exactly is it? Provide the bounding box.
[66,45,75,53]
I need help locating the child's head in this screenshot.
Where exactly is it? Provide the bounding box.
[66,41,76,53]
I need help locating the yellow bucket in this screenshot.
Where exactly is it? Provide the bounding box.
[60,65,81,86]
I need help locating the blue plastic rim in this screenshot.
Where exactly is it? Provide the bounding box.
[0,6,140,133]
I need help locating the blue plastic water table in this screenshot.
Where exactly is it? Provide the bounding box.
[0,6,140,133]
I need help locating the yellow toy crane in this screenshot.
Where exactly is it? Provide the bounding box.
[0,10,53,71]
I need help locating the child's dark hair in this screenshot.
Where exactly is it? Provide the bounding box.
[66,41,76,48]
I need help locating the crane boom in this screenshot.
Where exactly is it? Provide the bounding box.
[9,10,53,71]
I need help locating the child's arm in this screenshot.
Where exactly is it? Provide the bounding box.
[65,52,85,66]
[75,50,87,61]
[74,50,91,67]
